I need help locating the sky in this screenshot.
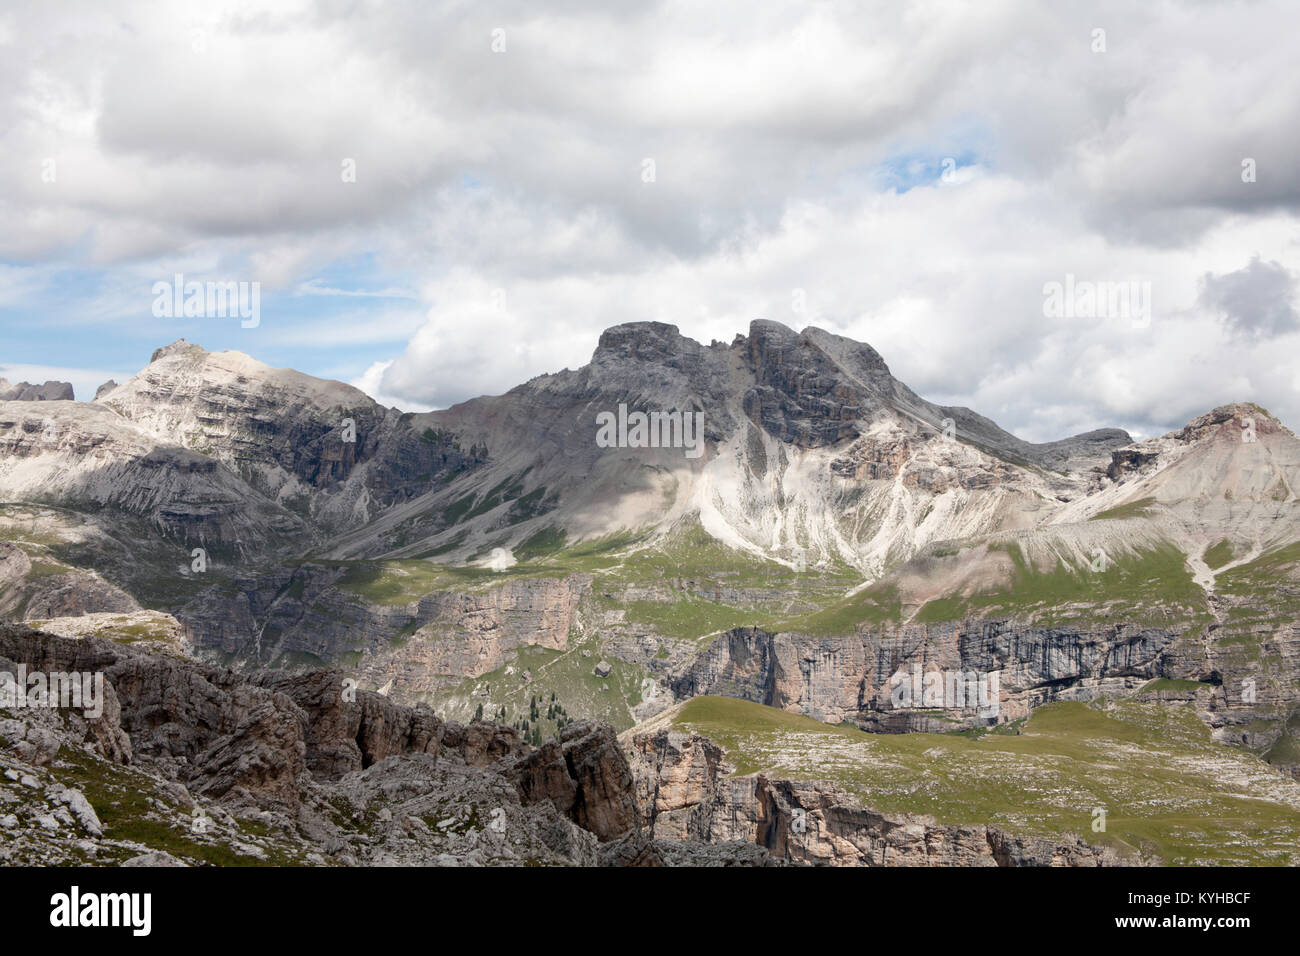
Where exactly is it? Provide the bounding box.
[1,0,1298,441]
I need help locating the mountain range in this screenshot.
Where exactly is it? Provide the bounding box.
[3,319,1300,865]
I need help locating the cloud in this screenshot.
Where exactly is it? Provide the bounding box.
[2,0,1300,441]
[1199,257,1299,342]
[349,359,431,412]
[294,280,416,299]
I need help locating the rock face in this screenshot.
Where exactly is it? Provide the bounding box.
[97,340,483,535]
[719,776,1119,866]
[509,722,639,840]
[672,621,1185,730]
[625,729,728,838]
[177,567,589,694]
[0,624,642,864]
[0,379,74,402]
[735,321,1130,468]
[0,542,140,621]
[624,729,1121,866]
[0,401,309,559]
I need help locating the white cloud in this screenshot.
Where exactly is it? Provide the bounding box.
[3,0,1299,440]
[349,359,432,413]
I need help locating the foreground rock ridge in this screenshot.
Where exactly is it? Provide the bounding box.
[2,625,1125,866]
[2,319,1300,864]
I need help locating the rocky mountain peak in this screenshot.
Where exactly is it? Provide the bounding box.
[743,317,800,350]
[1177,402,1291,442]
[93,380,119,401]
[149,339,206,364]
[0,379,75,402]
[593,322,703,367]
[734,320,893,382]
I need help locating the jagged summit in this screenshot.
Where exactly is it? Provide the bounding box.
[148,338,204,364]
[594,318,896,381]
[584,319,1130,460]
[128,322,1140,468]
[1178,402,1292,441]
[0,378,74,402]
[1,324,1294,574]
[594,321,704,361]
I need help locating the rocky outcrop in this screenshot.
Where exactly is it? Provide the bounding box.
[673,620,1186,729]
[178,568,589,698]
[0,379,74,402]
[0,625,645,857]
[256,669,453,777]
[625,729,728,838]
[597,830,788,866]
[0,543,141,622]
[625,728,1122,866]
[509,722,640,840]
[100,340,483,535]
[1108,447,1159,479]
[710,776,1120,866]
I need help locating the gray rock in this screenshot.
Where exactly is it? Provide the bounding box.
[0,378,74,401]
[48,785,104,837]
[121,851,189,867]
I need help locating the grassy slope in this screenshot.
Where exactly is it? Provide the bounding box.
[1089,497,1157,522]
[331,531,655,605]
[337,520,859,630]
[1216,540,1300,628]
[913,541,1209,627]
[803,539,1211,633]
[671,696,1300,865]
[1203,538,1234,570]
